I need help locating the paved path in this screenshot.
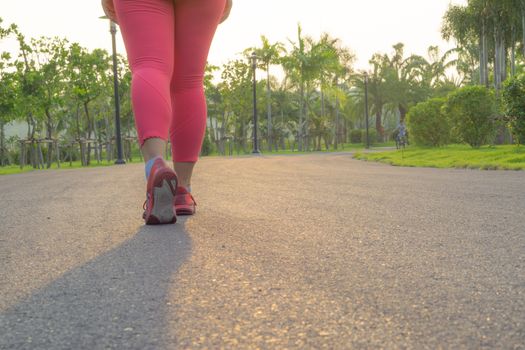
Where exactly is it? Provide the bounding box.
[0,153,524,349]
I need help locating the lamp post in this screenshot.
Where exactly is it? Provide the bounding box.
[100,16,125,164]
[110,21,126,164]
[364,72,370,149]
[250,52,261,154]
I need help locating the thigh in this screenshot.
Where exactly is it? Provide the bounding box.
[172,0,226,79]
[114,0,175,74]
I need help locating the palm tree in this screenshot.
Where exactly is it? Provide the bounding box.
[281,24,318,151]
[246,36,285,151]
[350,54,389,139]
[442,0,523,89]
[382,43,428,125]
[420,46,459,98]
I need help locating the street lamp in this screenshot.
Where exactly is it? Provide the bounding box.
[250,52,261,154]
[363,72,370,149]
[100,16,125,164]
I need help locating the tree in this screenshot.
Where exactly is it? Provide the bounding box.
[502,73,525,144]
[444,85,496,148]
[421,46,459,96]
[0,19,15,165]
[442,0,524,89]
[382,43,428,125]
[30,36,69,167]
[354,54,389,139]
[308,33,354,150]
[219,59,253,153]
[0,63,16,166]
[246,36,285,151]
[67,44,111,164]
[282,24,320,151]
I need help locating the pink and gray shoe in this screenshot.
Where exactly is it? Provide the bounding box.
[174,186,197,215]
[142,158,178,225]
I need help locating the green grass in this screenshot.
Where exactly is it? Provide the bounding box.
[205,142,395,157]
[0,141,397,175]
[353,144,525,170]
[0,158,143,176]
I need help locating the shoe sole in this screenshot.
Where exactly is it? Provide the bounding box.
[145,175,178,225]
[175,205,196,216]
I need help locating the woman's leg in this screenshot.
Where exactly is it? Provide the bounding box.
[113,0,175,162]
[170,0,226,187]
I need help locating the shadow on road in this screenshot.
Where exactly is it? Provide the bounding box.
[0,219,191,349]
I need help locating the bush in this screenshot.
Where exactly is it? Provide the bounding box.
[361,128,378,146]
[200,128,214,156]
[444,86,496,148]
[406,98,449,147]
[502,74,525,145]
[349,129,362,143]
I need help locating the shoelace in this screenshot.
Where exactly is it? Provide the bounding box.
[176,192,197,206]
[189,193,197,206]
[143,193,151,211]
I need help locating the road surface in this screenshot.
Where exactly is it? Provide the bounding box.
[1,153,524,349]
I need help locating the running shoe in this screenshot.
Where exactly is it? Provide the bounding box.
[142,158,178,225]
[174,186,197,215]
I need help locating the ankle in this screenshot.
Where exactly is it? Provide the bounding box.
[179,184,191,193]
[145,156,163,179]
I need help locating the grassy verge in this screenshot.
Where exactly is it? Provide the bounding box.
[0,141,396,175]
[0,158,142,176]
[205,142,395,157]
[353,144,525,170]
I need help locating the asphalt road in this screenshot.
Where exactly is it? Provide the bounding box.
[1,153,524,349]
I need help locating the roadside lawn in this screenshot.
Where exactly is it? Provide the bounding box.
[0,142,396,175]
[353,144,525,170]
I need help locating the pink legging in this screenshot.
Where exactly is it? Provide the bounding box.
[114,0,225,162]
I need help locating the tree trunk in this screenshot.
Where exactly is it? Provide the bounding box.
[479,20,486,86]
[334,95,339,150]
[208,117,216,148]
[266,66,272,152]
[75,104,81,141]
[522,6,525,59]
[500,35,506,84]
[45,108,53,169]
[298,78,305,151]
[494,25,500,91]
[483,22,489,87]
[26,114,31,140]
[320,76,325,122]
[399,104,408,123]
[218,114,225,155]
[342,119,346,144]
[28,112,36,141]
[241,119,246,153]
[375,110,383,142]
[0,120,5,166]
[511,26,516,77]
[104,113,111,162]
[305,90,310,152]
[93,110,100,163]
[84,102,92,165]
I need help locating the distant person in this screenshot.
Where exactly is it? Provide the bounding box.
[395,121,408,149]
[397,121,406,139]
[101,0,232,224]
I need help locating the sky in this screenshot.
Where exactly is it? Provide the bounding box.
[1,0,466,72]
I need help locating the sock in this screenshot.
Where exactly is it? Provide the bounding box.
[186,185,192,193]
[145,156,162,179]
